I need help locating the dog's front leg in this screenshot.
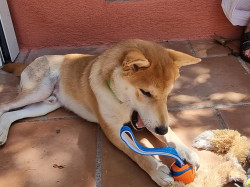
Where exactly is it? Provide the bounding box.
[101,123,174,186]
[154,127,200,169]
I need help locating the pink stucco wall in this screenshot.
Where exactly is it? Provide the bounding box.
[7,0,243,49]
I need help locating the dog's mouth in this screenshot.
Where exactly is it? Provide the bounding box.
[131,111,146,130]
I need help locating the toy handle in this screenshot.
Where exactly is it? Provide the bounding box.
[120,126,185,167]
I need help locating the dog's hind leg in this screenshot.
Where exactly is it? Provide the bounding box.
[0,86,53,116]
[0,56,59,116]
[0,95,61,145]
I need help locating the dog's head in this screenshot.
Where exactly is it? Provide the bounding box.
[111,41,201,135]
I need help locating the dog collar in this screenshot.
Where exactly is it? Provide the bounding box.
[106,80,113,93]
[106,80,111,89]
[106,80,122,103]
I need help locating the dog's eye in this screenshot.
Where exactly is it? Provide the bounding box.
[140,89,152,97]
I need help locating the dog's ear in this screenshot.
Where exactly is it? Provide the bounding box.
[122,50,150,72]
[166,49,201,68]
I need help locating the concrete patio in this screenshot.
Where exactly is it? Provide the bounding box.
[0,39,249,187]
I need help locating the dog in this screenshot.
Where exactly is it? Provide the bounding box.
[0,39,201,186]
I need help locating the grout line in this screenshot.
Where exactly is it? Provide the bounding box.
[169,105,211,112]
[214,102,250,109]
[95,126,102,187]
[187,41,231,59]
[237,57,250,74]
[213,108,227,129]
[23,49,31,63]
[42,115,48,121]
[17,102,250,123]
[187,40,196,57]
[16,115,79,123]
[168,102,250,112]
[200,54,230,59]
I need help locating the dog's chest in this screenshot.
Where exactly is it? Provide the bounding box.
[55,89,98,123]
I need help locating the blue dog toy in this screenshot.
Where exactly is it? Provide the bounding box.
[120,126,195,184]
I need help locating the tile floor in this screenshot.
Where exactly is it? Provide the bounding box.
[0,39,249,187]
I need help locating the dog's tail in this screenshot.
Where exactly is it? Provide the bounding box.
[1,63,28,76]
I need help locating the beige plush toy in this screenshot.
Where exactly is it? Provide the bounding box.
[171,129,249,187]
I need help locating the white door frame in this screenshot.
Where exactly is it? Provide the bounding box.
[0,0,19,66]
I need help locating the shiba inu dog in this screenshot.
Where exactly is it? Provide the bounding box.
[0,39,201,186]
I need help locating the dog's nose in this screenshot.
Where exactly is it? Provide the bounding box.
[155,126,168,135]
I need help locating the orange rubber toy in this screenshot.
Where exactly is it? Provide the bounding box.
[170,161,195,184]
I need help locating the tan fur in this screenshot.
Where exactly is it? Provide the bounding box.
[0,39,202,186]
[60,54,98,116]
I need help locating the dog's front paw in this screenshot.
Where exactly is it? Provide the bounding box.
[176,146,200,170]
[149,160,174,187]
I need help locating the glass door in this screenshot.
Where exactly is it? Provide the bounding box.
[0,47,3,66]
[0,0,19,64]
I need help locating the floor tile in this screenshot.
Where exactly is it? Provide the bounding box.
[101,131,159,187]
[218,105,250,144]
[213,106,250,187]
[169,109,222,146]
[239,58,250,71]
[15,50,29,63]
[170,108,242,187]
[101,108,223,186]
[226,39,240,56]
[0,119,98,187]
[168,109,223,169]
[190,40,231,58]
[168,56,250,108]
[47,107,77,119]
[163,41,193,55]
[1,39,248,187]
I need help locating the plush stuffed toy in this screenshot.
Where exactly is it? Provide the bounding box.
[177,129,250,187]
[121,127,249,186]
